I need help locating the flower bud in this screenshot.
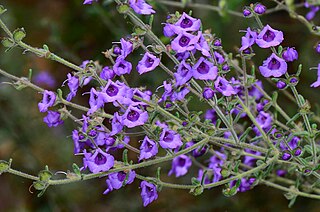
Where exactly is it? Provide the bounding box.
[203,87,214,99]
[276,80,286,89]
[254,3,266,15]
[282,152,292,161]
[243,8,251,17]
[282,47,298,62]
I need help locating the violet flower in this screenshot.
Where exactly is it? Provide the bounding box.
[101,80,131,104]
[43,111,64,127]
[83,148,114,173]
[83,0,98,4]
[159,128,183,149]
[174,60,193,87]
[122,106,148,128]
[120,38,133,58]
[111,112,124,136]
[38,90,56,113]
[65,73,79,101]
[171,12,201,34]
[168,154,192,177]
[171,32,199,53]
[100,66,115,81]
[214,76,238,96]
[192,57,218,80]
[140,181,158,207]
[129,0,155,15]
[163,23,175,37]
[103,170,136,195]
[72,130,93,154]
[139,136,158,161]
[239,27,257,51]
[87,88,105,115]
[137,52,160,75]
[113,56,132,76]
[33,71,56,88]
[311,63,320,87]
[195,32,211,57]
[259,53,287,77]
[256,25,284,48]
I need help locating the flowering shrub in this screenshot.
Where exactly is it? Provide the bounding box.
[1,0,320,208]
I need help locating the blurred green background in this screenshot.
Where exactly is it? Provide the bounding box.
[1,0,320,211]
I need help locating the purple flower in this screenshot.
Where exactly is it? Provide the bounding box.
[159,128,183,149]
[43,111,63,127]
[120,38,133,58]
[214,76,238,96]
[122,106,148,128]
[305,2,320,20]
[214,51,225,64]
[95,130,115,147]
[100,66,115,81]
[256,25,284,48]
[38,90,56,113]
[185,141,207,157]
[129,0,155,15]
[132,88,151,106]
[280,136,300,151]
[197,169,210,184]
[195,32,211,57]
[83,0,98,4]
[171,12,201,34]
[192,57,218,80]
[259,53,287,77]
[174,60,193,87]
[171,32,199,53]
[137,52,160,75]
[113,56,132,76]
[311,63,320,87]
[103,170,136,195]
[139,136,158,161]
[87,88,105,115]
[83,148,114,173]
[243,149,261,167]
[239,27,257,51]
[205,109,217,124]
[64,73,79,101]
[209,151,226,183]
[163,23,175,37]
[168,154,192,177]
[316,43,320,54]
[140,181,158,207]
[72,130,93,154]
[171,87,190,102]
[282,47,298,62]
[111,112,124,135]
[254,3,266,14]
[248,81,264,100]
[33,71,56,88]
[253,111,272,135]
[101,80,131,104]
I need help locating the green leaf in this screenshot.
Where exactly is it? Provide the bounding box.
[72,163,81,177]
[0,5,7,15]
[189,185,204,196]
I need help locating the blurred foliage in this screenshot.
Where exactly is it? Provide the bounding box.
[1,0,320,211]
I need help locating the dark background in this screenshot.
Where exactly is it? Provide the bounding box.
[0,0,320,211]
